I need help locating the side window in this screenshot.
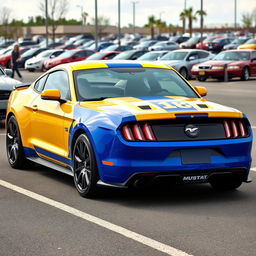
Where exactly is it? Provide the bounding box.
[198,51,209,59]
[74,51,85,58]
[34,75,48,92]
[252,52,256,58]
[43,70,70,100]
[106,53,118,59]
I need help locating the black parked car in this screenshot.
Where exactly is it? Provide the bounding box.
[169,36,190,44]
[206,38,233,52]
[18,47,48,68]
[223,38,250,50]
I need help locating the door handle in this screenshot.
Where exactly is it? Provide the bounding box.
[32,105,38,111]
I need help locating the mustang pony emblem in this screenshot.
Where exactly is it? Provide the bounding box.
[184,124,200,138]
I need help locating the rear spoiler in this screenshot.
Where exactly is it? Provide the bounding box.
[14,83,31,90]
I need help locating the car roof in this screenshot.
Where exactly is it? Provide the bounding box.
[51,60,173,72]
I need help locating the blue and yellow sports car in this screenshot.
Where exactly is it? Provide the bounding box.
[6,61,253,197]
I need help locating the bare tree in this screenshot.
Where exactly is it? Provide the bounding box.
[39,0,69,42]
[0,7,12,42]
[91,16,110,39]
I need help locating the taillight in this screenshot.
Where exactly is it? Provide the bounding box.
[223,120,247,138]
[121,123,156,141]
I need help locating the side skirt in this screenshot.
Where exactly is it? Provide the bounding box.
[27,156,73,177]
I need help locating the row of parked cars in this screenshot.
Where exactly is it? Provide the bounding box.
[0,34,256,82]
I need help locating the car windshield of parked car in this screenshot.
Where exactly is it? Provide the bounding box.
[113,51,133,60]
[58,50,74,58]
[21,48,39,57]
[74,67,198,101]
[37,50,57,58]
[214,51,250,61]
[232,38,247,44]
[87,52,106,60]
[203,37,217,42]
[186,37,200,43]
[138,52,162,60]
[160,51,187,60]
[245,39,256,44]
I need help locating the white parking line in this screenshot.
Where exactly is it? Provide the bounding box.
[251,168,256,172]
[0,134,5,136]
[0,179,192,256]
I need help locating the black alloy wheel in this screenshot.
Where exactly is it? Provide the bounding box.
[6,116,26,168]
[73,134,99,198]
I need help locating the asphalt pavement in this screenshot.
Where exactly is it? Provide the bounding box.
[0,71,255,256]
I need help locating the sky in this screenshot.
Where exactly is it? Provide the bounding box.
[1,0,256,28]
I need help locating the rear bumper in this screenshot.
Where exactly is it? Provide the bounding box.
[94,131,253,185]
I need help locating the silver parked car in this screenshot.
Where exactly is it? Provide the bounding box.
[137,50,168,61]
[0,66,21,119]
[157,49,213,79]
[148,41,179,51]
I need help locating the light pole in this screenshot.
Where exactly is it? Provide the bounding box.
[118,0,121,46]
[77,5,84,25]
[183,0,187,34]
[45,0,48,48]
[200,0,203,48]
[95,0,98,50]
[131,1,139,35]
[234,0,237,30]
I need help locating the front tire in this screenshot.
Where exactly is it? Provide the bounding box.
[179,67,188,80]
[6,116,27,169]
[241,67,249,81]
[73,134,99,198]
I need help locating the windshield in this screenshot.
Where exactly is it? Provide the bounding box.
[231,38,247,44]
[160,51,187,60]
[203,37,218,42]
[37,50,57,58]
[87,52,106,60]
[58,50,74,58]
[186,37,200,43]
[74,67,198,101]
[104,45,118,51]
[138,52,162,60]
[113,51,132,60]
[21,48,39,57]
[245,39,256,44]
[214,51,250,61]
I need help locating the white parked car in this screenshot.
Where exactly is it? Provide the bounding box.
[24,49,64,72]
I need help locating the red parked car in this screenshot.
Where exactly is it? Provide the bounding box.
[86,51,121,60]
[191,49,256,81]
[0,48,30,68]
[43,49,95,70]
[196,35,223,50]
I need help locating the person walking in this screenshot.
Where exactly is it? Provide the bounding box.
[11,44,23,81]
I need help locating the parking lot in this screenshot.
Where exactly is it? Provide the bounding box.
[0,70,255,256]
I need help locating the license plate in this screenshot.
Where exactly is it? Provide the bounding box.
[182,175,209,183]
[199,71,205,76]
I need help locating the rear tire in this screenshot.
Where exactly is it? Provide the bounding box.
[241,67,249,81]
[6,116,27,169]
[73,134,99,198]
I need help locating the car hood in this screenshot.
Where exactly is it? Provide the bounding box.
[196,60,244,66]
[79,96,242,122]
[0,75,21,91]
[157,60,183,66]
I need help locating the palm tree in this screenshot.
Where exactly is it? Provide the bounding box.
[144,15,157,39]
[155,19,166,35]
[196,9,207,30]
[185,8,197,37]
[179,11,187,34]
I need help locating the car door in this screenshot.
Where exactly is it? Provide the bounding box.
[30,70,71,162]
[186,52,200,71]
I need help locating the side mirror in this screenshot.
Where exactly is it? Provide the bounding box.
[194,86,207,97]
[188,56,196,61]
[41,89,61,101]
[4,69,13,77]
